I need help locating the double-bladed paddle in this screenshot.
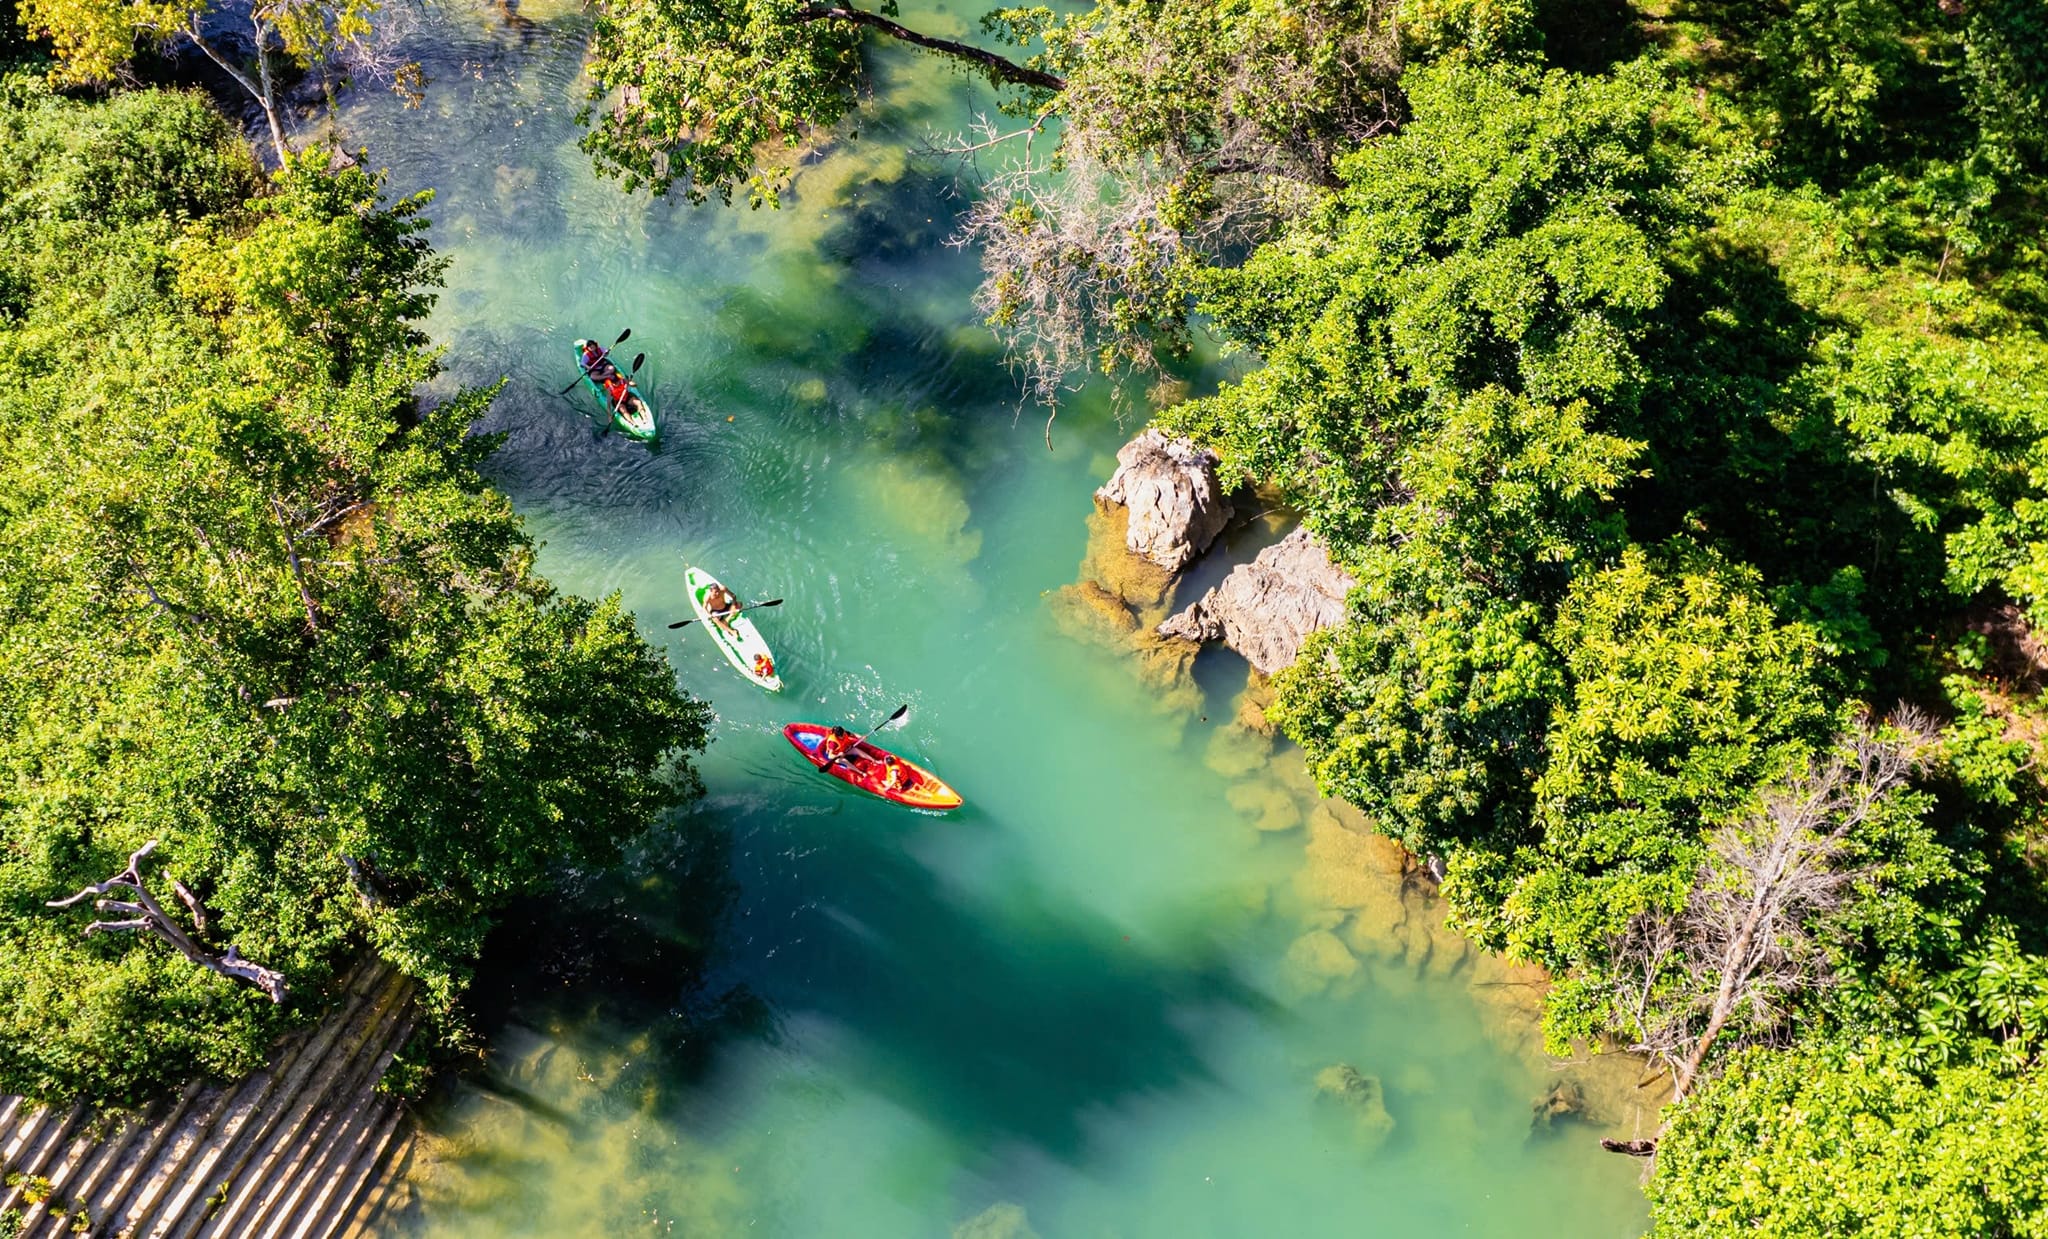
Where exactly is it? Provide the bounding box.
[667,598,783,629]
[558,327,631,394]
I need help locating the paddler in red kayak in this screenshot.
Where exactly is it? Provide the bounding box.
[820,725,858,767]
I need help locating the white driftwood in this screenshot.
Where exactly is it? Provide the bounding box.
[49,840,288,1003]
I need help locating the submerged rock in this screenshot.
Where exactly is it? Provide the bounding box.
[1314,1064,1396,1152]
[1203,722,1273,778]
[1076,503,1178,614]
[1234,672,1280,737]
[1052,578,1141,642]
[953,1202,1039,1239]
[1227,779,1302,833]
[1532,1079,1586,1128]
[1095,429,1234,573]
[1158,528,1356,676]
[1299,811,1404,911]
[1285,930,1362,993]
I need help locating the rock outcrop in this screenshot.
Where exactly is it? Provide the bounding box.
[1094,429,1234,574]
[1158,527,1355,676]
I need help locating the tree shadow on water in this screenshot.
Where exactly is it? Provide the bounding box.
[457,800,1274,1171]
[760,818,1271,1166]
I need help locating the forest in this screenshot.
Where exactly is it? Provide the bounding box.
[2,0,2047,1231]
[0,75,711,1106]
[572,0,2048,1229]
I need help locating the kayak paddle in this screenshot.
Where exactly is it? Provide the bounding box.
[668,598,783,629]
[826,704,910,771]
[558,328,631,394]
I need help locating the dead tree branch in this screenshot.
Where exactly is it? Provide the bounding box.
[271,497,323,633]
[49,840,288,1003]
[1608,710,1933,1105]
[794,6,1065,91]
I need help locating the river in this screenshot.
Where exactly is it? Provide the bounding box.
[330,2,1654,1233]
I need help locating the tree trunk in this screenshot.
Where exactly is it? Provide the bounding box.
[798,6,1066,91]
[1671,835,1800,1099]
[185,17,290,163]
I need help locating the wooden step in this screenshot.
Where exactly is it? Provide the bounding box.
[164,970,411,1239]
[87,1081,217,1238]
[283,1099,406,1239]
[14,1106,125,1237]
[120,964,395,1239]
[0,1103,87,1218]
[1,1099,58,1171]
[28,1094,177,1239]
[337,1128,416,1239]
[213,987,417,1239]
[250,1002,416,1239]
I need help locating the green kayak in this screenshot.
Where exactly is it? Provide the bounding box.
[574,339,658,441]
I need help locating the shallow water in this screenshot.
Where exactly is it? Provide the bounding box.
[334,4,1654,1234]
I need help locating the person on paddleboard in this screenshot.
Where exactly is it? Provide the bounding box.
[703,582,741,632]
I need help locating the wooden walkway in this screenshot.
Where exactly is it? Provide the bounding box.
[0,960,419,1239]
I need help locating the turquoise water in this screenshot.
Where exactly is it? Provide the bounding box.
[335,4,1654,1234]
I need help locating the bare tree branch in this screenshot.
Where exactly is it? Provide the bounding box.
[170,877,211,935]
[48,839,288,1003]
[271,497,323,633]
[1606,711,1932,1103]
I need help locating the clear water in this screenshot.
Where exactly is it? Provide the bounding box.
[333,4,1654,1234]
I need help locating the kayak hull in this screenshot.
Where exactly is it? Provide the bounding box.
[685,565,782,691]
[574,340,658,441]
[783,723,963,810]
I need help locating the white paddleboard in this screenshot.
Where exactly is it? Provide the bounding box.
[684,565,783,692]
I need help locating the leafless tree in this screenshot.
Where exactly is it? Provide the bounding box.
[48,841,289,1004]
[1607,709,1933,1110]
[941,0,1400,432]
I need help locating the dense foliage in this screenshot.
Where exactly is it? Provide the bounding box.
[0,81,710,1104]
[615,0,2048,1224]
[1649,1042,2048,1235]
[1136,0,2048,1228]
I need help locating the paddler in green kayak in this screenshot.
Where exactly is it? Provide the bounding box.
[578,338,620,381]
[599,369,650,428]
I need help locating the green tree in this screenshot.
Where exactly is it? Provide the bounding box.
[16,0,415,161]
[0,84,710,1104]
[1495,544,1837,972]
[1650,1041,2048,1236]
[1160,59,1682,580]
[583,0,1403,404]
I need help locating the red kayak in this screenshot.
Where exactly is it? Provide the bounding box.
[783,723,964,810]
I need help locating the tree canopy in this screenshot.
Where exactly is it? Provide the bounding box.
[0,80,710,1105]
